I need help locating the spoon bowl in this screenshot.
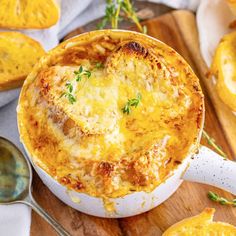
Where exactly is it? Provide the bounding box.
[0,137,30,203]
[0,137,71,236]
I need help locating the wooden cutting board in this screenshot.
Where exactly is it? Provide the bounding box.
[31,10,236,236]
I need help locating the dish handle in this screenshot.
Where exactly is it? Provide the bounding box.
[182,146,236,195]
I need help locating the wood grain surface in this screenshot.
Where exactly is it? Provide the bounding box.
[30,10,236,236]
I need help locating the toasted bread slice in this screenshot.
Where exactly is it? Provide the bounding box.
[0,32,45,91]
[163,208,236,235]
[226,0,236,15]
[106,41,168,81]
[210,31,236,111]
[0,0,59,29]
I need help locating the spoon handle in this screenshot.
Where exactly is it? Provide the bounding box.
[23,196,71,236]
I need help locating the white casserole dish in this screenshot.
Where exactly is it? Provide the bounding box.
[18,30,236,218]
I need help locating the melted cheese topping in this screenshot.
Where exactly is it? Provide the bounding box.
[18,31,204,198]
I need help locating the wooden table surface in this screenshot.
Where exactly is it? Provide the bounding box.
[31,10,236,236]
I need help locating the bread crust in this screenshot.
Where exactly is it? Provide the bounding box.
[0,32,45,91]
[0,0,60,29]
[163,208,236,235]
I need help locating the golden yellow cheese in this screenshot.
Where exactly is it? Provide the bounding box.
[226,0,236,15]
[17,31,203,198]
[0,32,45,91]
[0,0,60,29]
[163,208,236,235]
[211,31,236,111]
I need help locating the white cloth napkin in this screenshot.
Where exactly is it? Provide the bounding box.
[0,205,31,236]
[0,0,232,235]
[197,0,235,66]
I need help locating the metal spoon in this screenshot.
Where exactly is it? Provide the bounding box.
[0,137,71,236]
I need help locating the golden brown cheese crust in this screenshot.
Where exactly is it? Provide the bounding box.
[18,31,204,198]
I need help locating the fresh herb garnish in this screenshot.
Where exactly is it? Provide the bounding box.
[65,93,76,104]
[97,0,117,29]
[208,191,236,206]
[95,62,104,69]
[121,0,144,33]
[142,25,147,34]
[61,66,91,104]
[97,0,146,33]
[60,82,76,104]
[122,93,142,114]
[74,66,91,82]
[202,130,227,159]
[202,132,231,204]
[65,82,73,93]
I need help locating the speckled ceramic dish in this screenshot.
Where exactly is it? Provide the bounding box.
[17,30,236,218]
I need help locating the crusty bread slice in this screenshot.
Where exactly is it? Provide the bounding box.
[106,41,169,83]
[226,0,236,15]
[0,32,45,91]
[210,31,236,111]
[0,0,60,29]
[163,208,236,235]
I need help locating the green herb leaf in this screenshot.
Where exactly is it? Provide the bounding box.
[120,0,144,33]
[60,91,76,104]
[67,93,76,104]
[97,18,108,29]
[61,66,92,104]
[95,62,104,69]
[74,67,91,80]
[79,65,83,73]
[202,130,227,159]
[61,82,76,104]
[208,191,219,201]
[142,25,147,34]
[66,82,73,93]
[84,70,91,78]
[122,104,131,114]
[97,0,146,33]
[76,75,82,82]
[219,198,229,205]
[208,191,236,206]
[122,93,142,114]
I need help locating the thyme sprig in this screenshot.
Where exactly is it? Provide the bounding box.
[202,130,227,159]
[74,66,91,82]
[208,191,236,206]
[121,0,144,33]
[122,93,142,114]
[97,0,117,29]
[61,66,91,104]
[98,0,146,33]
[60,82,76,104]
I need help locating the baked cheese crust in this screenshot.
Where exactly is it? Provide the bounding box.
[18,31,204,198]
